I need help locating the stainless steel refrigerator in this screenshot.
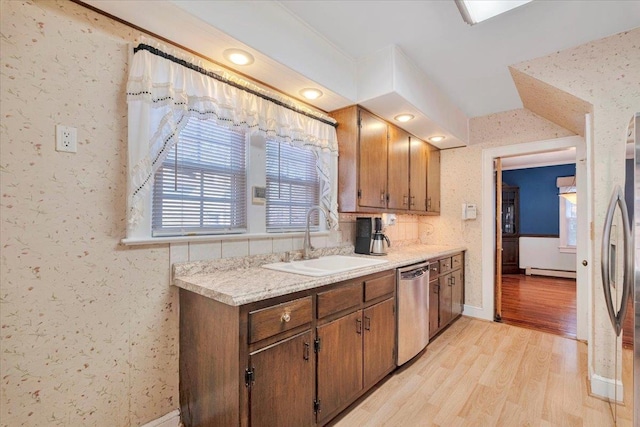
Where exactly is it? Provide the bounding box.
[600,112,638,425]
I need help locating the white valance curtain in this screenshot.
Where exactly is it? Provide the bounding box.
[126,38,339,234]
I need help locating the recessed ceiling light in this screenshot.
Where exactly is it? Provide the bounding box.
[394,114,414,123]
[428,136,446,143]
[300,88,323,100]
[455,0,532,25]
[223,48,254,66]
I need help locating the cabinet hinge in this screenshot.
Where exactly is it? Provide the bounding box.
[314,337,322,353]
[314,399,322,414]
[357,189,362,199]
[245,368,255,387]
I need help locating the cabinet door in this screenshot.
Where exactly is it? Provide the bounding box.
[427,146,440,213]
[429,279,440,338]
[316,311,363,423]
[451,268,464,319]
[359,110,388,209]
[439,273,453,326]
[250,331,314,427]
[387,126,409,210]
[409,137,428,212]
[363,298,396,388]
[501,237,520,274]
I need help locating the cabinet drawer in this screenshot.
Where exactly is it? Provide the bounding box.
[317,282,362,318]
[452,253,463,270]
[364,272,395,302]
[429,262,440,277]
[249,296,312,343]
[439,257,452,273]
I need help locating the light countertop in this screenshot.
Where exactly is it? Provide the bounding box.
[173,244,466,306]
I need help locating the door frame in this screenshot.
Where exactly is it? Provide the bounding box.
[479,135,588,340]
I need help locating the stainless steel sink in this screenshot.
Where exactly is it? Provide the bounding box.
[262,255,388,277]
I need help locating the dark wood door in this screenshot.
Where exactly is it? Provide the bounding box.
[429,279,440,337]
[359,110,388,209]
[249,331,314,427]
[427,146,440,213]
[451,268,464,318]
[439,273,453,326]
[409,137,428,212]
[316,311,363,423]
[387,126,409,210]
[502,237,520,274]
[363,298,395,388]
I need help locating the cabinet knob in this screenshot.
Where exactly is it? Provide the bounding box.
[281,312,291,323]
[582,260,588,266]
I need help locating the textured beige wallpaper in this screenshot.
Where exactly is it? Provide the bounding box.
[417,109,575,307]
[512,28,640,384]
[0,2,177,425]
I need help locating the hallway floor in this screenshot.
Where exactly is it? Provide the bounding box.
[501,274,577,339]
[331,317,632,427]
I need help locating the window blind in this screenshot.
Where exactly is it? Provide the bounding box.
[152,118,247,236]
[266,141,320,232]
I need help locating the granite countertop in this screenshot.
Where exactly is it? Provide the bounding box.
[173,244,466,306]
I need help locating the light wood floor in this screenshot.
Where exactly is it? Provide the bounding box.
[331,317,633,427]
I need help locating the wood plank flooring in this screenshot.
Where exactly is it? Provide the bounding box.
[500,274,577,339]
[331,317,632,427]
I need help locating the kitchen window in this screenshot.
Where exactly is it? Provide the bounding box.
[265,140,320,232]
[152,118,247,236]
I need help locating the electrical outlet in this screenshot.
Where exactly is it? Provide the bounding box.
[56,125,77,153]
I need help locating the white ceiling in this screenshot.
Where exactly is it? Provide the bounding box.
[85,0,639,148]
[279,0,640,117]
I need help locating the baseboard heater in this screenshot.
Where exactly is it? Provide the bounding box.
[525,267,576,279]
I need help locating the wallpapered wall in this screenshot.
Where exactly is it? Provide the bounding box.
[418,109,575,307]
[0,2,426,425]
[511,28,640,385]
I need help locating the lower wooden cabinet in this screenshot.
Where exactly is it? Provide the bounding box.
[363,298,396,388]
[317,311,363,421]
[179,270,396,427]
[249,331,315,427]
[429,252,465,339]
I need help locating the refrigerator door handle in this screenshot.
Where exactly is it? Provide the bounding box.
[600,185,633,336]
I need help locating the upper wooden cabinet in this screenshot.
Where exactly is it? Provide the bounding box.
[409,137,428,211]
[427,146,441,214]
[387,125,410,210]
[330,105,440,215]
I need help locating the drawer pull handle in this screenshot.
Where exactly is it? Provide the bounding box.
[356,318,362,334]
[364,316,371,331]
[281,312,291,323]
[303,342,310,361]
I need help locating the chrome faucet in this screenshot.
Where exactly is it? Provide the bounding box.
[302,205,330,260]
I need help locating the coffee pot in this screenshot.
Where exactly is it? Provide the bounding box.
[371,217,391,255]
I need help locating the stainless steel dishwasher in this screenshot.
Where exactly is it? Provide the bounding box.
[396,261,430,365]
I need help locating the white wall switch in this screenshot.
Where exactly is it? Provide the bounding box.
[56,125,77,153]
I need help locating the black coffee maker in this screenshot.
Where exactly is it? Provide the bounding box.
[355,217,372,254]
[371,217,391,255]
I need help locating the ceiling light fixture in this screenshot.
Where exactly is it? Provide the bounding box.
[394,114,414,123]
[223,48,255,66]
[428,136,446,143]
[454,0,533,25]
[300,88,323,100]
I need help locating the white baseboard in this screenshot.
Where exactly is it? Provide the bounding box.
[589,365,623,402]
[141,409,180,427]
[463,304,493,321]
[525,267,576,279]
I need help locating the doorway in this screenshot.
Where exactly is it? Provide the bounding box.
[479,134,588,342]
[495,152,578,338]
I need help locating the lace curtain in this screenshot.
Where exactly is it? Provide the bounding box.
[126,38,339,234]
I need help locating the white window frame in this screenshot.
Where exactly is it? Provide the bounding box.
[558,191,577,253]
[265,140,321,233]
[123,131,333,245]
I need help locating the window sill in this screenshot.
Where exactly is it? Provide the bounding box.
[121,231,330,246]
[558,246,577,254]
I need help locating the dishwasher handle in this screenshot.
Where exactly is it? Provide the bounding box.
[400,266,429,280]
